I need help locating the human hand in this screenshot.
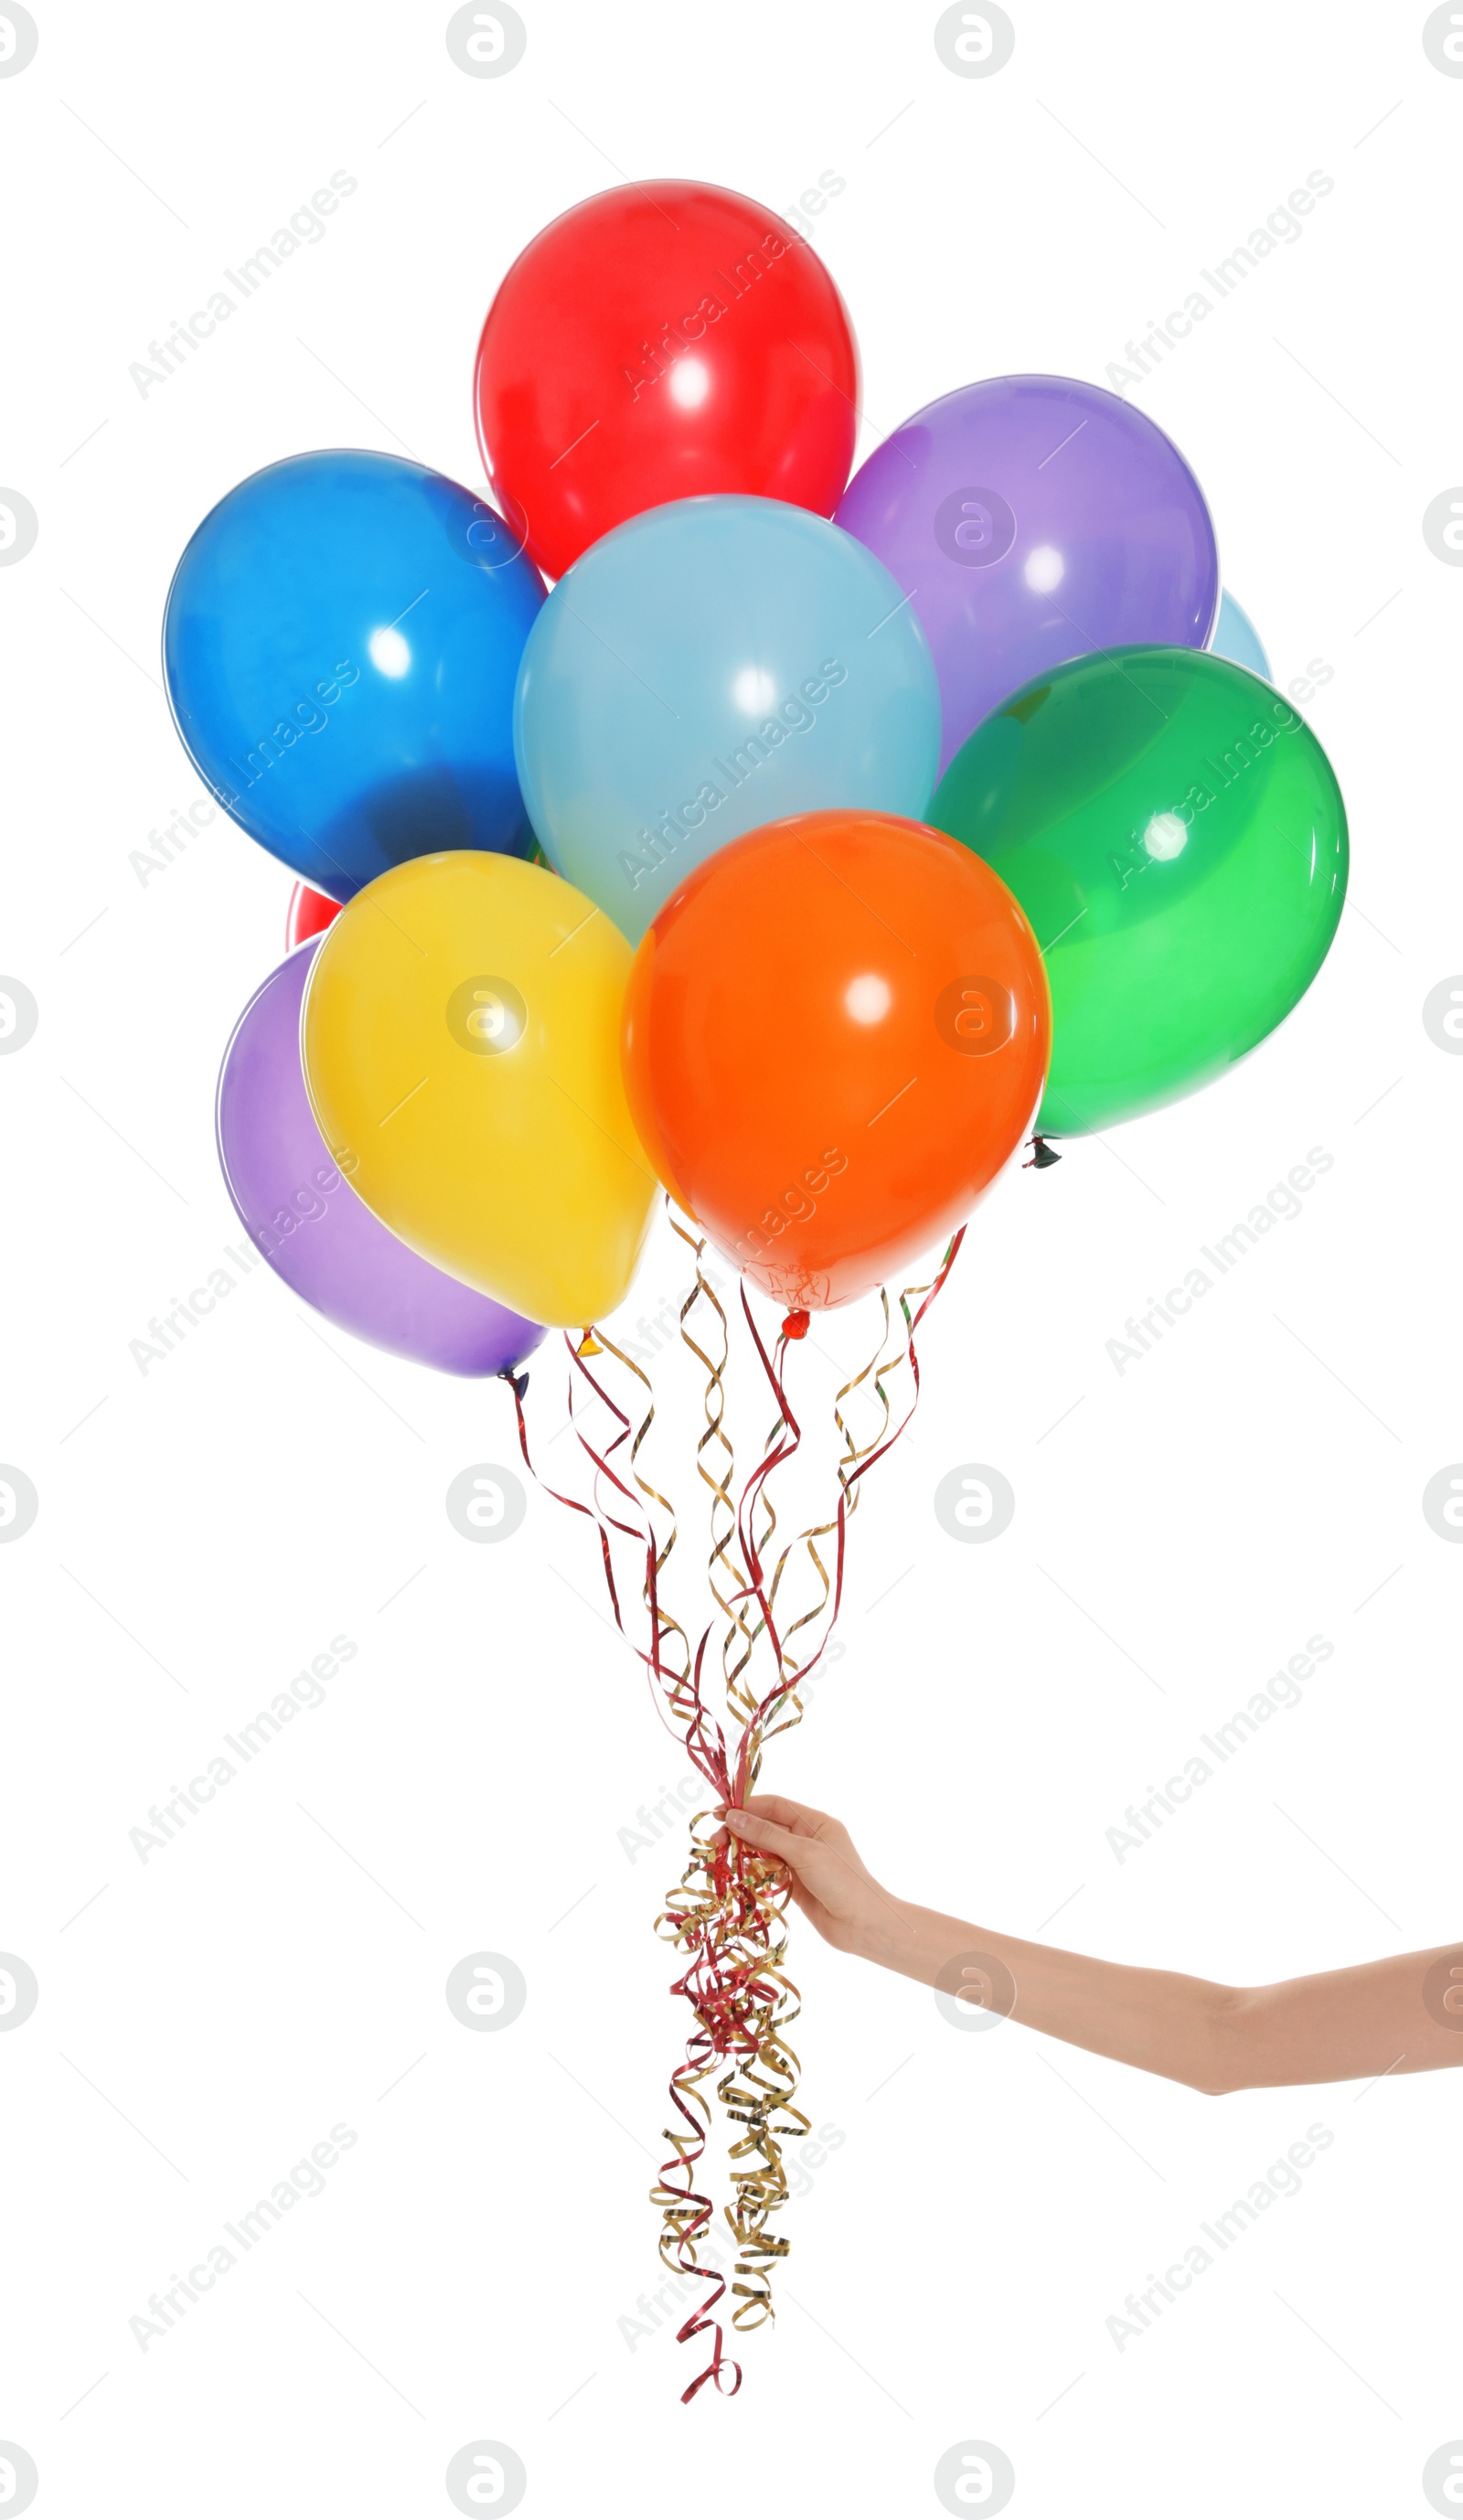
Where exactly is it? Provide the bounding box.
[719,1795,912,1959]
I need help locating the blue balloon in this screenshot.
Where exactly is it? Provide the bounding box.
[163,450,545,901]
[1208,589,1272,682]
[512,494,942,945]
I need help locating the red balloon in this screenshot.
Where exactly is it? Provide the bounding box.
[285,881,339,948]
[622,812,1051,1312]
[475,180,860,582]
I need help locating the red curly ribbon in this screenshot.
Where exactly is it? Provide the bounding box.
[509,1217,966,2399]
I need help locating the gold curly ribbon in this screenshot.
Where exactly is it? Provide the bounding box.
[508,1202,966,2399]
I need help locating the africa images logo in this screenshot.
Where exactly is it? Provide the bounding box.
[616,210,842,400]
[615,661,849,892]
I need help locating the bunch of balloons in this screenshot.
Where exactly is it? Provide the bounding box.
[166,178,1348,2399]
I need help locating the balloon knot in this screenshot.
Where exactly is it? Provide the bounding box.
[504,1368,530,1403]
[781,1308,811,1341]
[1024,1135,1062,1170]
[576,1329,603,1359]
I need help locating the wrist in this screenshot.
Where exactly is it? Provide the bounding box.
[857,1897,992,1995]
[854,1892,925,1976]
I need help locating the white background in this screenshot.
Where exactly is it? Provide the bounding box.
[2,2,1461,2514]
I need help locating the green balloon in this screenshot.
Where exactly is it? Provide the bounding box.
[930,646,1348,1136]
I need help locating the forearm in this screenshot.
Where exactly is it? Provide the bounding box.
[855,1904,1463,2094]
[859,1900,1243,2091]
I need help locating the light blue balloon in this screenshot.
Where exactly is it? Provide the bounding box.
[513,495,942,944]
[1208,589,1272,682]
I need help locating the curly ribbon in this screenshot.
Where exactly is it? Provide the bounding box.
[506,1209,966,2400]
[729,1225,969,1786]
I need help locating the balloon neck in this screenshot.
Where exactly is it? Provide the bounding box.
[576,1329,603,1359]
[781,1308,811,1341]
[1024,1135,1062,1170]
[502,1367,530,1403]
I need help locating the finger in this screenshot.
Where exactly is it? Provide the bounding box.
[741,1793,837,1836]
[723,1808,807,1864]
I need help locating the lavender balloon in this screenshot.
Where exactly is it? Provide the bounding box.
[835,375,1219,774]
[217,944,546,1377]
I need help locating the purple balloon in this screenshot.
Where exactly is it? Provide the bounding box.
[216,943,546,1378]
[835,375,1219,774]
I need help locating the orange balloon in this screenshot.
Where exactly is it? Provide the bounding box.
[622,811,1051,1310]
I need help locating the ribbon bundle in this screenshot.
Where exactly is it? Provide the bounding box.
[508,1203,964,2398]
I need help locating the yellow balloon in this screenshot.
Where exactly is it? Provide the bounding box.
[301,852,657,1328]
